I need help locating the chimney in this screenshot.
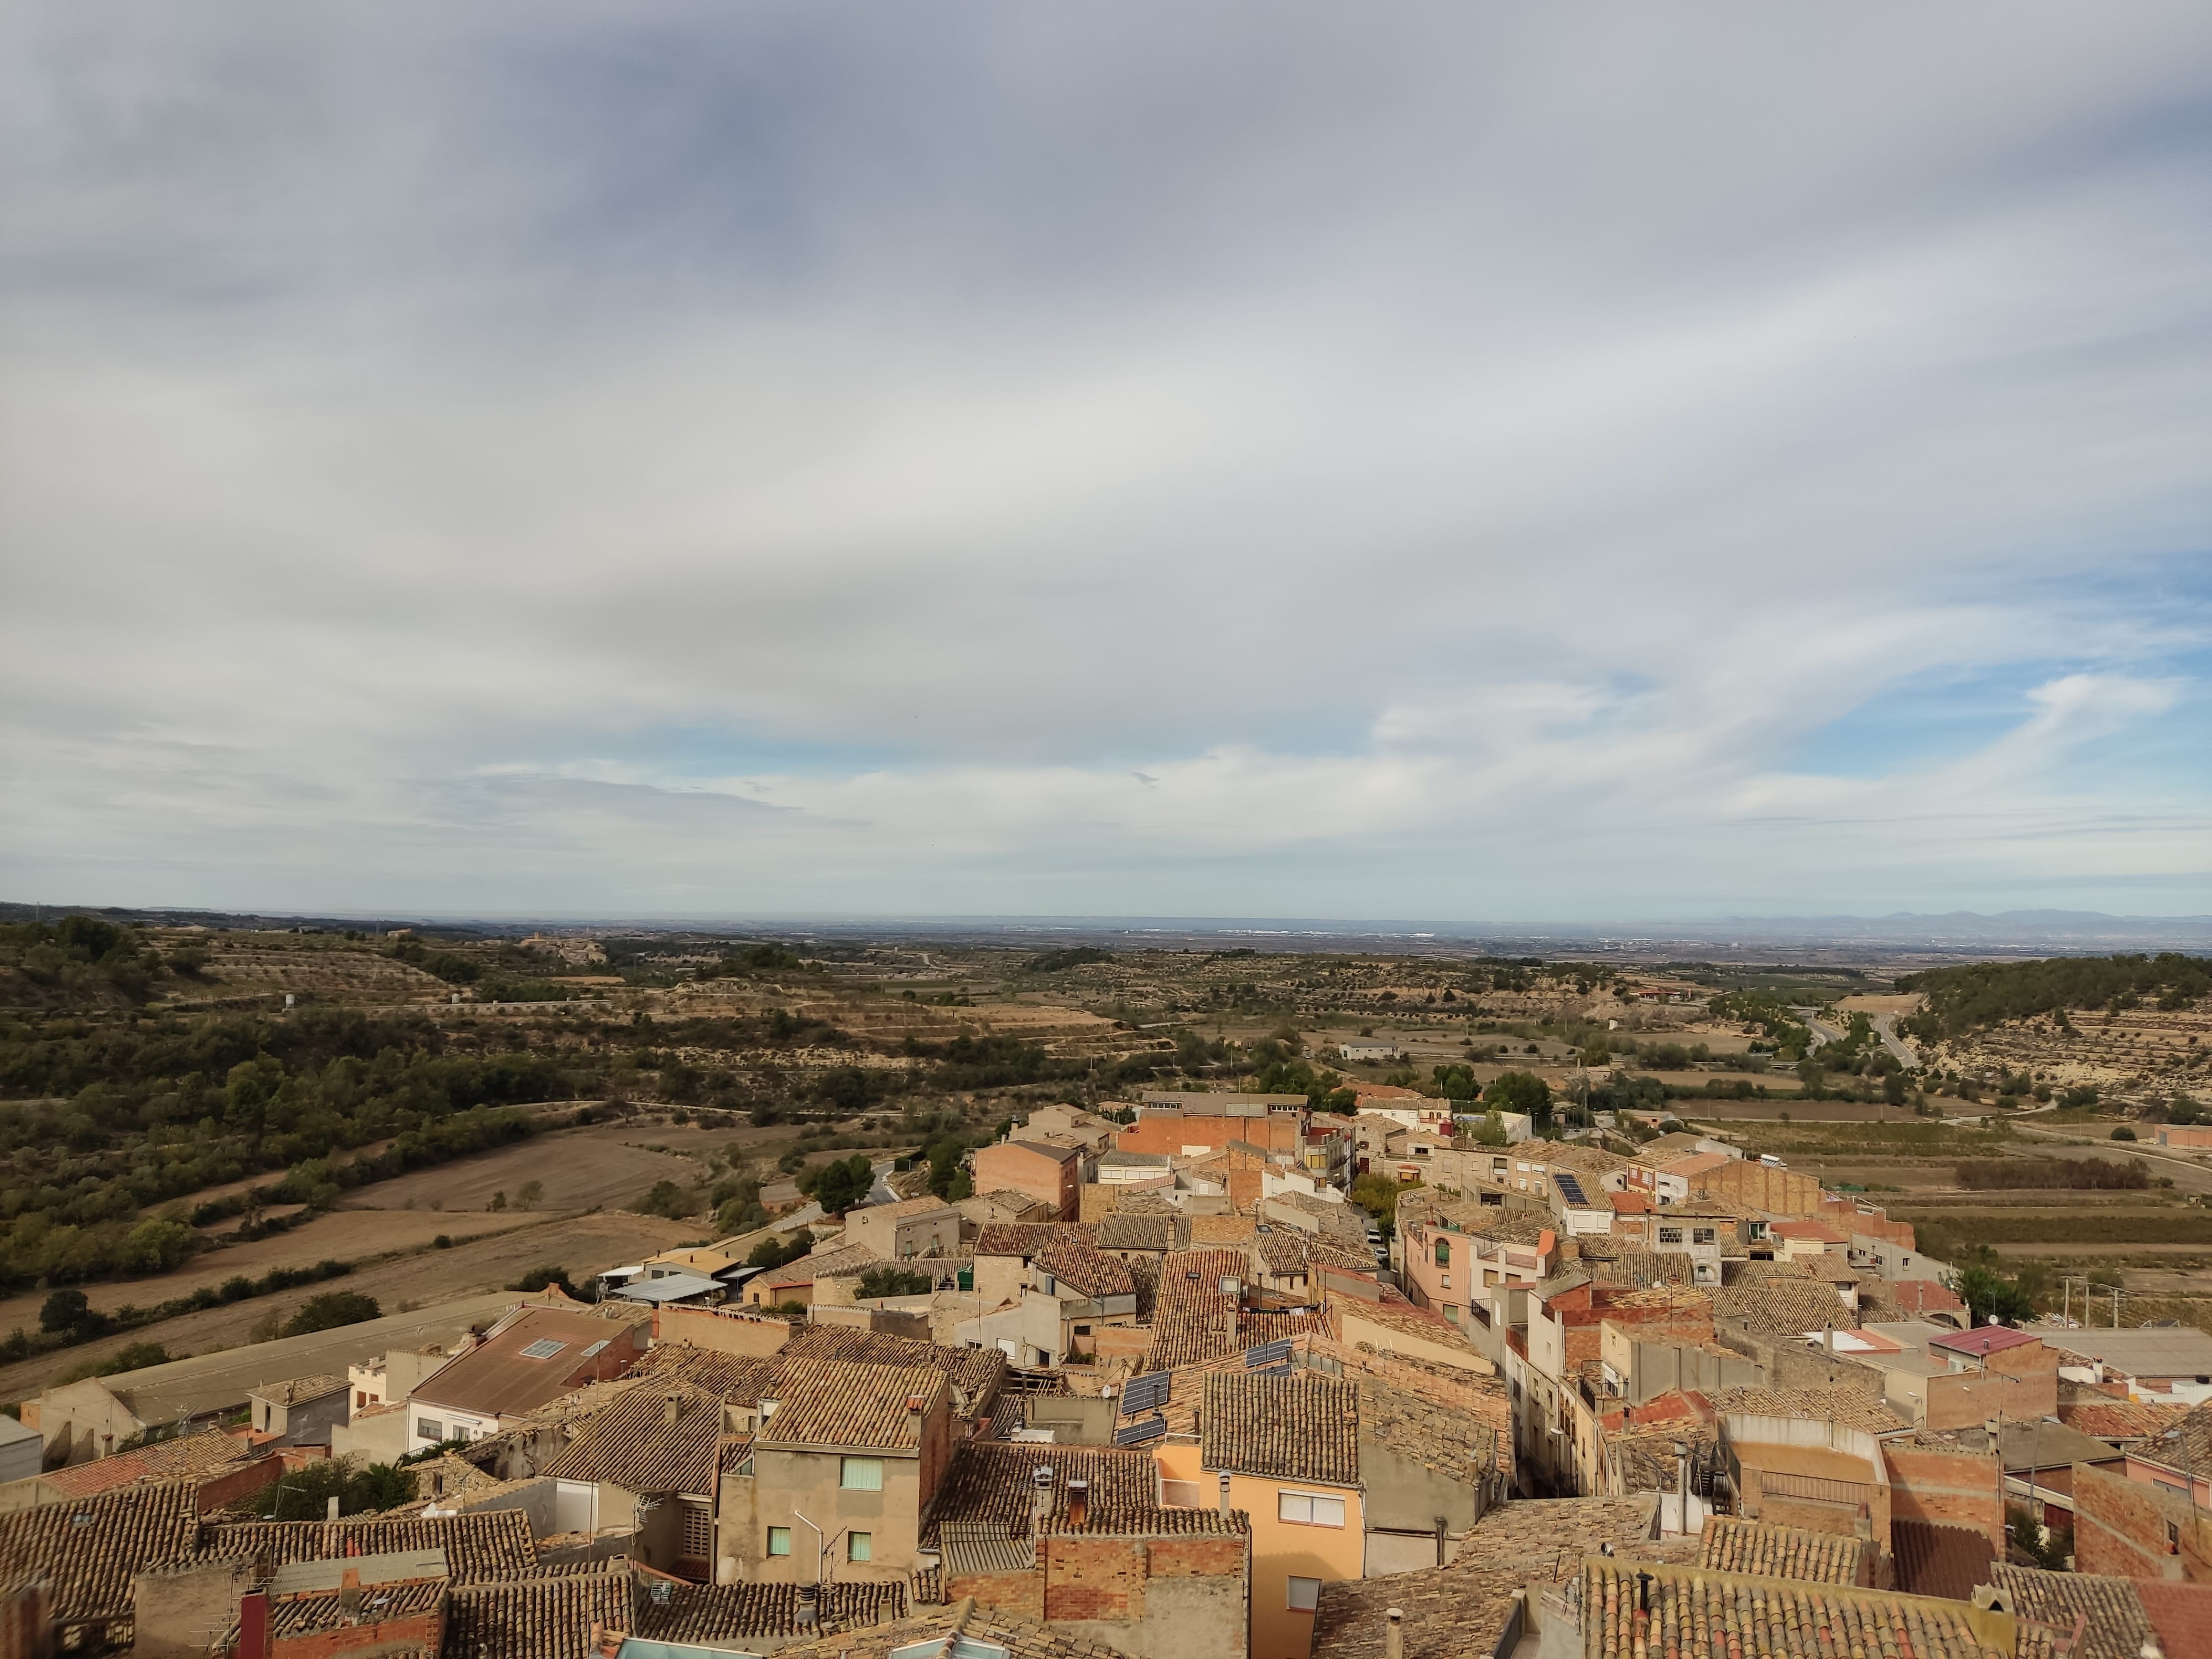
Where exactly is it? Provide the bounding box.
[238,1590,269,1659]
[1067,1480,1089,1528]
[1217,1472,1232,1519]
[907,1393,926,1424]
[1385,1608,1404,1659]
[1031,1465,1055,1532]
[664,1393,683,1426]
[795,1585,817,1626]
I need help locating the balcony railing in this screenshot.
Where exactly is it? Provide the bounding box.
[1756,1470,1874,1510]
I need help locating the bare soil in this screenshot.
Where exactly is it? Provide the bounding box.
[0,1211,697,1402]
[0,1209,531,1334]
[343,1135,705,1214]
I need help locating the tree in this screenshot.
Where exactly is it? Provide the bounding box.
[855,1267,933,1300]
[1430,1063,1479,1101]
[632,1180,693,1219]
[283,1291,382,1335]
[1349,1172,1416,1232]
[1954,1266,2034,1328]
[517,1180,544,1211]
[509,1264,578,1297]
[748,1232,812,1271]
[803,1154,874,1215]
[39,1288,91,1335]
[1483,1070,1553,1128]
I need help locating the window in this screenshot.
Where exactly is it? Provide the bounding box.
[681,1500,713,1558]
[415,1418,445,1442]
[1286,1577,1322,1612]
[848,1532,873,1562]
[1692,1228,1715,1245]
[767,1527,792,1556]
[1433,1239,1450,1267]
[841,1457,885,1491]
[1658,1227,1683,1245]
[1278,1491,1346,1527]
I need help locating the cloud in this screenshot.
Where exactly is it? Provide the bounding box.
[2,3,2209,918]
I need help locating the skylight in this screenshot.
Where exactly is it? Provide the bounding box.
[518,1338,568,1360]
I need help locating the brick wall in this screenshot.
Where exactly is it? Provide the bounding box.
[1045,1535,1147,1621]
[1885,1444,2004,1551]
[2074,1463,2212,1582]
[194,1454,286,1514]
[270,1606,446,1659]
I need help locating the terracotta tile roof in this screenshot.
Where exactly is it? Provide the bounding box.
[974,1223,1074,1258]
[1200,1369,1358,1486]
[1891,1519,1995,1601]
[1708,1385,1904,1436]
[2054,1394,2186,1443]
[1189,1214,1256,1245]
[759,1243,879,1287]
[779,1324,1008,1412]
[920,1443,1245,1546]
[0,1480,199,1626]
[761,1598,1129,1659]
[544,1381,723,1496]
[1887,1279,1966,1317]
[1092,1212,1176,1253]
[759,1357,949,1451]
[1567,1244,1694,1288]
[1311,1498,1660,1659]
[1579,1558,2011,1659]
[196,1511,538,1586]
[1985,1566,2154,1659]
[251,1373,347,1407]
[248,1579,447,1642]
[1725,1258,1814,1284]
[1711,1279,1852,1334]
[629,1343,778,1403]
[632,1578,911,1645]
[36,1429,260,1500]
[1929,1326,2042,1359]
[1696,1517,1865,1582]
[443,1563,632,1659]
[1357,1377,1500,1481]
[863,1196,964,1220]
[2131,1579,2212,1659]
[1034,1232,1136,1299]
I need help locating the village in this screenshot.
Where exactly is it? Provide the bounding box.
[5,1084,2211,1659]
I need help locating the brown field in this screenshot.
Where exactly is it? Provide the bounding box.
[344,1133,705,1214]
[1837,994,1924,1017]
[0,1210,699,1404]
[1673,1098,1906,1121]
[0,1209,531,1335]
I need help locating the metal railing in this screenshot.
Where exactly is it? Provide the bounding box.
[1756,1470,1873,1509]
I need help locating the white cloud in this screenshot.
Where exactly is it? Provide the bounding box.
[2,3,2209,918]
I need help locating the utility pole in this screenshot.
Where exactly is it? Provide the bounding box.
[2062,1279,2070,1328]
[2114,1285,2122,1329]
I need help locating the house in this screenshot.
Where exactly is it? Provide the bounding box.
[954,1234,1139,1365]
[843,1196,964,1262]
[1155,1370,1363,1659]
[1335,1039,1405,1063]
[405,1306,648,1452]
[1308,1496,1663,1659]
[971,1141,1084,1220]
[920,1442,1250,1658]
[247,1375,349,1449]
[1019,1103,1123,1152]
[721,1357,956,1585]
[1771,1219,1850,1261]
[544,1379,730,1580]
[0,1416,40,1486]
[1094,1150,1175,1187]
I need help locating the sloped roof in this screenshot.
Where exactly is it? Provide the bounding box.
[444,1565,633,1659]
[542,1381,723,1496]
[759,1598,1133,1659]
[1987,1565,2156,1659]
[410,1306,637,1418]
[0,1480,198,1624]
[1697,1516,1864,1583]
[779,1323,1007,1410]
[1199,1370,1358,1486]
[1580,1558,2010,1659]
[1034,1232,1136,1299]
[1891,1518,1994,1603]
[759,1357,948,1452]
[195,1511,538,1587]
[920,1443,1244,1546]
[632,1578,910,1645]
[251,1373,347,1407]
[37,1429,260,1500]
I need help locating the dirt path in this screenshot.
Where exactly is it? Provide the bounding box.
[0,1210,698,1402]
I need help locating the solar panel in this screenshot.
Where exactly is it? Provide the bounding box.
[1243,1339,1292,1369]
[1120,1372,1170,1416]
[518,1338,568,1360]
[1115,1415,1167,1446]
[1553,1173,1588,1206]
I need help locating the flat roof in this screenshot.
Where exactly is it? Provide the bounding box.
[2042,1326,2212,1377]
[1734,1442,1882,1484]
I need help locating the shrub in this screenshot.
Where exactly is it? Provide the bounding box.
[2112,1126,2137,1141]
[855,1267,932,1300]
[282,1291,381,1335]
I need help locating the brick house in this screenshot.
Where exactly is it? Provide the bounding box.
[971,1141,1084,1221]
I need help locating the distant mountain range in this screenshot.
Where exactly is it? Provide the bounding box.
[5,901,2209,957]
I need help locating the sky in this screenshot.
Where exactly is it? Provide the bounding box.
[2,3,2209,923]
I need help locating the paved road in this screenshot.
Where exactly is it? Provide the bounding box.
[1792,1008,1846,1051]
[1871,1014,1919,1070]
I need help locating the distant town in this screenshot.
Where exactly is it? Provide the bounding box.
[0,919,2208,1659]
